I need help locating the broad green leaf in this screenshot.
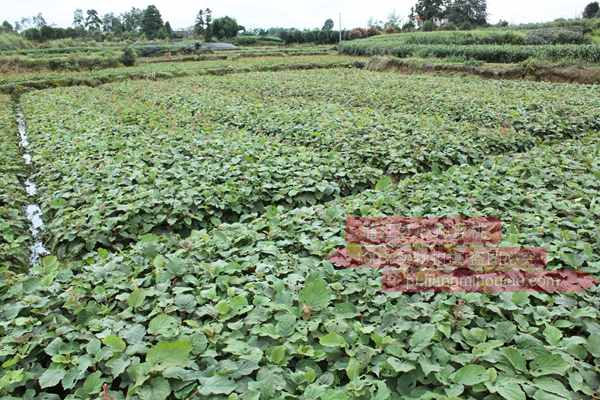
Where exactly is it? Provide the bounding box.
[543,326,563,346]
[138,377,171,400]
[375,176,393,191]
[532,390,567,400]
[39,365,66,389]
[533,377,570,398]
[346,358,362,381]
[530,353,571,377]
[107,355,131,376]
[147,339,192,369]
[497,383,526,400]
[0,369,24,390]
[103,335,126,353]
[148,314,180,337]
[80,371,103,396]
[128,288,146,308]
[269,346,286,364]
[585,333,600,357]
[373,381,391,400]
[502,347,527,372]
[299,274,332,310]
[473,340,504,356]
[409,324,436,351]
[321,389,349,400]
[451,364,489,386]
[387,357,416,373]
[197,376,237,396]
[319,332,346,347]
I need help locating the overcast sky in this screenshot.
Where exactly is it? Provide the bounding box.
[4,1,592,30]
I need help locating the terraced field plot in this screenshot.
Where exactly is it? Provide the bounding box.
[0,55,358,91]
[2,67,600,399]
[339,29,600,64]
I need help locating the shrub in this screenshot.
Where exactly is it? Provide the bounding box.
[121,47,137,66]
[464,58,484,67]
[422,20,435,32]
[366,26,381,36]
[0,32,32,50]
[402,21,416,32]
[525,28,589,45]
[583,2,600,19]
[233,35,283,46]
[349,28,367,40]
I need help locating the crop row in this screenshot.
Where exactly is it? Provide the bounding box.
[0,55,359,92]
[350,28,589,47]
[0,45,115,57]
[1,135,598,398]
[339,42,600,64]
[23,69,600,259]
[108,75,536,176]
[20,87,382,259]
[142,48,333,65]
[190,69,600,140]
[110,68,600,149]
[0,95,30,268]
[0,47,334,74]
[0,54,122,73]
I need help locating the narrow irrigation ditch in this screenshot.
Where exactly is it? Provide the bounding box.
[14,99,49,265]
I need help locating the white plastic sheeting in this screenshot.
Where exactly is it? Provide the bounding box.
[16,106,49,265]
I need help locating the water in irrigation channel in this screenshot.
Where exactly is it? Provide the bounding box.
[16,105,49,265]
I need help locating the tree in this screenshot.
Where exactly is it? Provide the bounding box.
[18,17,33,31]
[211,16,242,39]
[1,21,13,32]
[583,2,600,18]
[367,17,383,30]
[446,0,488,26]
[85,9,102,31]
[32,13,47,28]
[73,9,84,29]
[204,8,213,41]
[164,21,173,38]
[142,5,164,39]
[102,13,122,33]
[384,11,402,32]
[414,0,445,22]
[322,18,334,31]
[402,20,416,31]
[122,7,143,32]
[194,10,205,36]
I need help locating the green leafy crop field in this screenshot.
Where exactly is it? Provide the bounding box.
[1,65,599,399]
[339,42,600,64]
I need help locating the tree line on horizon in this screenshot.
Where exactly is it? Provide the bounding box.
[1,1,599,44]
[0,5,244,43]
